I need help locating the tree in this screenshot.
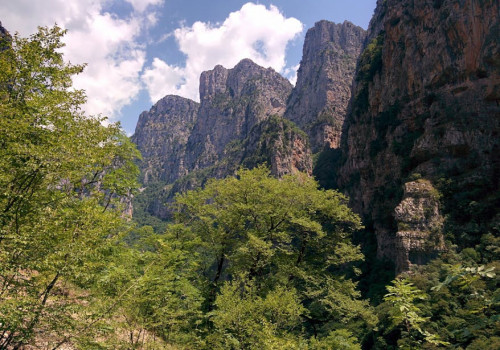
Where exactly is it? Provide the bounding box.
[0,26,140,348]
[383,278,448,349]
[169,166,376,345]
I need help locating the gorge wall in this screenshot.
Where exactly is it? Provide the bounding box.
[133,20,366,190]
[338,0,500,272]
[285,20,366,152]
[132,96,199,184]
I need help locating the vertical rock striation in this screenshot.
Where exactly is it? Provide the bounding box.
[131,96,199,184]
[285,20,366,152]
[186,58,297,170]
[338,0,500,272]
[393,179,445,271]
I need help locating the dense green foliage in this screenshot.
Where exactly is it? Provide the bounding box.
[169,166,376,347]
[352,32,385,114]
[0,26,141,348]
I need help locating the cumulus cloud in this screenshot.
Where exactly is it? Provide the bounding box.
[0,0,162,119]
[125,0,163,12]
[142,2,303,102]
[142,58,185,103]
[283,64,301,86]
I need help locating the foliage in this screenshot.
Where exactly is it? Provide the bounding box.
[375,243,499,349]
[312,148,342,190]
[169,165,376,345]
[242,115,308,169]
[356,33,385,84]
[2,23,499,350]
[384,278,448,349]
[353,32,385,114]
[109,230,203,347]
[0,26,140,348]
[206,282,305,349]
[308,329,361,350]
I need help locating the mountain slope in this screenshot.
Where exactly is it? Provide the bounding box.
[132,59,312,219]
[338,0,500,272]
[131,95,199,184]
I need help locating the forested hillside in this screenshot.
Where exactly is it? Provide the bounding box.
[1,0,499,348]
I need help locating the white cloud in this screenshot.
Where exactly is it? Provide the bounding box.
[0,0,163,119]
[283,64,300,86]
[125,0,163,13]
[142,58,185,102]
[142,2,303,102]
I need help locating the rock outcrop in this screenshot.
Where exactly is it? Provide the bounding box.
[131,95,199,184]
[186,59,296,170]
[338,0,500,272]
[393,179,445,272]
[285,21,366,152]
[0,22,12,51]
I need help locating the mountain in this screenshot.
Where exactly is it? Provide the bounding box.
[132,0,499,274]
[285,20,366,152]
[337,0,500,272]
[131,95,199,184]
[132,59,311,219]
[186,58,307,173]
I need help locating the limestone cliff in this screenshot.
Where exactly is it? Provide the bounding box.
[131,95,199,184]
[0,22,11,50]
[338,0,500,272]
[132,59,312,219]
[285,21,366,152]
[186,58,297,170]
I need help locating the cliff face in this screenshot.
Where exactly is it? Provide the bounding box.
[186,59,296,170]
[338,0,500,272]
[133,59,312,219]
[131,96,199,184]
[285,21,366,152]
[0,22,12,53]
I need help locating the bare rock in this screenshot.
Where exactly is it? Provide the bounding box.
[131,95,199,184]
[393,180,445,272]
[187,59,294,170]
[285,21,366,152]
[338,0,500,272]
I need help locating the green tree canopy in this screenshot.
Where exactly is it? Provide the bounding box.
[0,26,140,348]
[168,166,376,347]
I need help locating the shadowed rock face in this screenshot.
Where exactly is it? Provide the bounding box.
[0,22,12,51]
[338,0,500,272]
[131,95,199,184]
[285,20,366,153]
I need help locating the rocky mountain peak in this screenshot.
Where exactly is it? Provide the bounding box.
[199,64,229,100]
[131,95,199,184]
[187,59,294,170]
[285,20,366,152]
[133,59,311,219]
[304,20,365,57]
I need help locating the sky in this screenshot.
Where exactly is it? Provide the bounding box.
[1,0,377,135]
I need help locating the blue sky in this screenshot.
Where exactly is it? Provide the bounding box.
[1,0,376,134]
